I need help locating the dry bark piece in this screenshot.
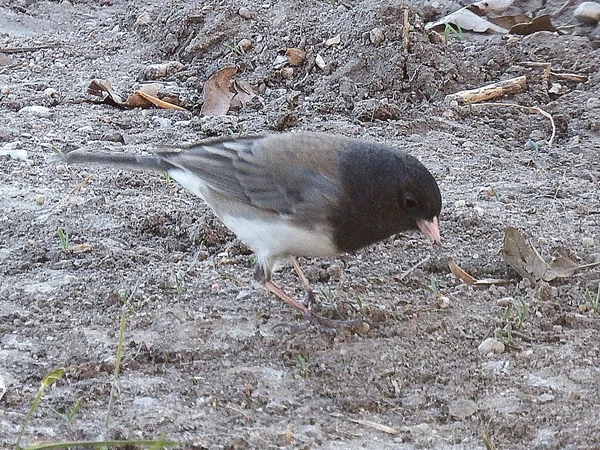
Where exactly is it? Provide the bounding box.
[285,48,306,66]
[201,66,238,116]
[444,75,526,105]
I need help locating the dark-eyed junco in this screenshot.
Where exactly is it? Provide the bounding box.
[66,132,442,330]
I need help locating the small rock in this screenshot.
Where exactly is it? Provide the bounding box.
[44,87,59,98]
[496,297,513,307]
[235,291,251,301]
[136,11,153,26]
[585,98,600,110]
[454,199,466,208]
[552,325,563,333]
[325,35,341,47]
[448,399,478,420]
[153,117,172,128]
[19,105,52,118]
[574,1,600,23]
[437,295,451,309]
[285,48,306,66]
[478,337,505,355]
[280,67,294,78]
[77,125,93,133]
[238,38,252,52]
[238,7,252,19]
[35,195,45,205]
[370,27,384,45]
[582,237,595,247]
[536,393,555,404]
[315,53,326,69]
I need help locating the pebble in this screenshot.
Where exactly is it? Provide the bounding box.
[369,27,384,45]
[582,237,595,247]
[536,393,555,404]
[235,291,251,301]
[44,87,59,98]
[496,297,513,307]
[153,117,172,128]
[238,7,252,19]
[238,38,252,52]
[285,48,306,66]
[35,195,46,205]
[19,105,52,118]
[448,399,478,419]
[586,97,600,110]
[478,337,505,355]
[574,1,600,23]
[280,67,294,78]
[77,125,93,133]
[135,11,153,26]
[437,295,451,309]
[454,199,466,208]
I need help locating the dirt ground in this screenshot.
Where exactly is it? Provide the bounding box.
[1,0,600,449]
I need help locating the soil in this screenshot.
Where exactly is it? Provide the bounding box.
[1,0,600,449]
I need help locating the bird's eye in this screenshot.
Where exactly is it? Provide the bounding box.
[404,197,419,210]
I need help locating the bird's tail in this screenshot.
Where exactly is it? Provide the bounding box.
[65,150,171,172]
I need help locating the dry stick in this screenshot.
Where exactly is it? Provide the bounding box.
[444,75,527,106]
[474,102,557,146]
[397,256,431,282]
[402,9,410,53]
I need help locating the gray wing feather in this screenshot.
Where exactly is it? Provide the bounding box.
[160,138,340,220]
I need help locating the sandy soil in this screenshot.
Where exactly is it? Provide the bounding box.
[1,0,600,449]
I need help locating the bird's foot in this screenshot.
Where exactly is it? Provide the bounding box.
[264,280,369,334]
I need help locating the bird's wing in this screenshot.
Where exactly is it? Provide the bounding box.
[157,135,341,221]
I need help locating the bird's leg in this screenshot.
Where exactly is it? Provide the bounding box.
[263,280,369,332]
[291,257,315,308]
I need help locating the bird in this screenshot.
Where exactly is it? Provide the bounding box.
[65,132,442,331]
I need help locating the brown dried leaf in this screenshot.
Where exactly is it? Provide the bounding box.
[448,259,477,285]
[487,13,532,30]
[87,79,125,106]
[132,90,187,111]
[502,227,581,282]
[201,66,238,116]
[230,79,257,110]
[502,227,548,282]
[545,257,580,281]
[509,14,556,35]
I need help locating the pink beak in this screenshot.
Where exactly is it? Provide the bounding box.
[417,217,441,245]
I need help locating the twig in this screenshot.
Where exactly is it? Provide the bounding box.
[0,43,61,53]
[444,76,527,105]
[473,102,556,146]
[398,256,431,282]
[402,9,410,53]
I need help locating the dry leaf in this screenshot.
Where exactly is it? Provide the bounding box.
[230,79,257,110]
[425,7,509,33]
[487,13,532,30]
[448,259,477,285]
[502,227,583,282]
[502,227,548,282]
[545,257,580,281]
[201,66,237,116]
[132,90,187,111]
[509,14,556,35]
[87,79,125,106]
